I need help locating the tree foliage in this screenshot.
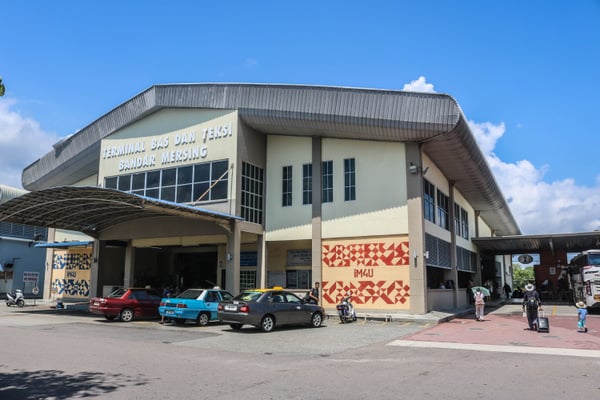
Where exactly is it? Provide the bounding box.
[513,265,534,289]
[0,76,5,96]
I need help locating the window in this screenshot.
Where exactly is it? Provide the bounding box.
[302,163,312,205]
[286,269,312,289]
[282,165,292,207]
[322,160,333,203]
[460,208,469,239]
[454,204,461,234]
[423,179,435,223]
[240,269,256,290]
[103,160,229,204]
[436,190,449,230]
[241,162,264,224]
[344,158,356,201]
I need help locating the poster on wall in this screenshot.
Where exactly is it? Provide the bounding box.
[51,249,92,298]
[321,237,411,311]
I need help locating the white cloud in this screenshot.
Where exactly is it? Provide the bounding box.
[469,119,600,234]
[0,98,60,189]
[402,76,436,93]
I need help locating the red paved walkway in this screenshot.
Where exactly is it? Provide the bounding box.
[404,312,600,351]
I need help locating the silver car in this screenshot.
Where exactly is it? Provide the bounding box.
[217,288,325,332]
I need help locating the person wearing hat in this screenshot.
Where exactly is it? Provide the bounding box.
[522,283,542,330]
[576,301,588,333]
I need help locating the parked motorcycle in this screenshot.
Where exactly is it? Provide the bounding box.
[6,289,25,307]
[336,293,357,323]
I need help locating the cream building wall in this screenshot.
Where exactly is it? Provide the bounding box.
[265,136,313,241]
[98,109,238,216]
[321,139,409,239]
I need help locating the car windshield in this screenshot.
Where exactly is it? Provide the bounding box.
[233,291,263,302]
[177,289,205,299]
[108,288,126,298]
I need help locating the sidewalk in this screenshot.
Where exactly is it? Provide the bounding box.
[401,301,600,352]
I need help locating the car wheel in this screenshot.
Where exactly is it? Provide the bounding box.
[261,315,275,332]
[229,323,243,330]
[104,315,117,321]
[196,312,210,326]
[119,308,134,322]
[311,312,323,328]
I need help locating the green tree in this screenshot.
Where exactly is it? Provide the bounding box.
[513,265,534,289]
[0,76,5,96]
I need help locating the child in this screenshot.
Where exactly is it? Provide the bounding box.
[474,288,485,321]
[576,301,588,333]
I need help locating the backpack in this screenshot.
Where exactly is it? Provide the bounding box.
[526,294,538,309]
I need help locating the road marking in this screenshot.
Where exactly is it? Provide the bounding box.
[387,339,600,358]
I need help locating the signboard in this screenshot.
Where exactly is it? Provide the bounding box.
[240,252,257,267]
[23,271,39,282]
[517,254,534,264]
[287,249,312,266]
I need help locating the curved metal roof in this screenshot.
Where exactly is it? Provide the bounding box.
[21,83,520,236]
[473,232,600,255]
[0,184,27,204]
[0,186,240,238]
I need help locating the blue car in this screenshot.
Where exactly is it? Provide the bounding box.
[159,287,233,326]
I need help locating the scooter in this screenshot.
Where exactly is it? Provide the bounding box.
[336,293,357,323]
[6,289,25,307]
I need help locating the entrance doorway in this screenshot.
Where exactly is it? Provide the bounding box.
[175,252,218,290]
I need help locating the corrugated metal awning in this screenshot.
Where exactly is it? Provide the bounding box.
[0,186,241,238]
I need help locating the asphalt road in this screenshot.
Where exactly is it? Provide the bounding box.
[1,305,598,400]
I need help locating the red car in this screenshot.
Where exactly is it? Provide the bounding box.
[89,287,162,322]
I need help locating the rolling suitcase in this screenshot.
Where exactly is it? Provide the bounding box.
[536,310,549,333]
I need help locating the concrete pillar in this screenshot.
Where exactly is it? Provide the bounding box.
[406,142,427,314]
[311,137,323,287]
[226,220,241,294]
[257,234,266,288]
[123,243,135,288]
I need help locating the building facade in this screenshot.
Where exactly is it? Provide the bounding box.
[7,84,520,314]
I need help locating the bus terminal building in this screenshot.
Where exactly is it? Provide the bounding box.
[1,83,528,314]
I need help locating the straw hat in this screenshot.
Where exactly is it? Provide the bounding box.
[524,283,535,291]
[576,301,586,308]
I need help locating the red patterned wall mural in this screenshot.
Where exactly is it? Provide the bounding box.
[322,237,410,310]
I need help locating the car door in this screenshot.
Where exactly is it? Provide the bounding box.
[283,292,309,324]
[203,290,220,319]
[138,290,160,317]
[269,291,295,325]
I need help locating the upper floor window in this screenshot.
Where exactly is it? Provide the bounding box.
[460,207,469,239]
[322,160,333,203]
[423,179,435,223]
[302,163,312,205]
[436,190,449,230]
[344,158,356,201]
[241,162,264,224]
[105,159,228,204]
[282,165,292,207]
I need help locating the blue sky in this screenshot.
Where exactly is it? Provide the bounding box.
[1,0,599,235]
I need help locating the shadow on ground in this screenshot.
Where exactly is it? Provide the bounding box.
[0,367,148,399]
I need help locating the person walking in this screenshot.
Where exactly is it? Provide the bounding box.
[474,287,485,321]
[576,301,588,333]
[522,283,542,330]
[308,282,320,305]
